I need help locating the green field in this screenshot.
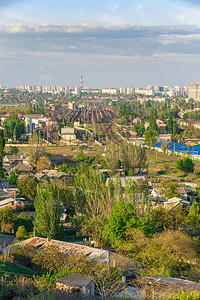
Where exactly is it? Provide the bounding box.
[149,149,200,179]
[0,260,35,278]
[5,143,104,157]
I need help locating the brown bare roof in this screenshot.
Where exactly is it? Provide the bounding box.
[145,276,200,298]
[56,273,94,288]
[22,237,137,272]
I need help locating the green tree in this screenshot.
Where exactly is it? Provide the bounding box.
[53,179,75,214]
[175,157,195,174]
[34,181,64,239]
[36,155,51,172]
[161,141,170,153]
[9,146,19,155]
[103,200,154,247]
[187,202,200,228]
[173,119,178,135]
[14,213,33,233]
[133,121,145,137]
[144,130,159,148]
[27,133,46,168]
[0,207,16,232]
[58,164,70,173]
[17,174,37,199]
[105,141,121,175]
[148,110,158,132]
[106,141,147,175]
[16,225,28,240]
[167,114,173,133]
[74,164,114,244]
[0,129,5,178]
[158,179,179,199]
[121,143,147,175]
[3,114,25,140]
[151,207,173,230]
[8,171,18,186]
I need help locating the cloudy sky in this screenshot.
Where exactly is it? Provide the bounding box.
[0,0,200,88]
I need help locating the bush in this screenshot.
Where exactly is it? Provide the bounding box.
[14,213,34,233]
[16,226,28,240]
[175,157,194,174]
[161,289,200,300]
[10,244,37,269]
[17,174,37,199]
[0,275,52,299]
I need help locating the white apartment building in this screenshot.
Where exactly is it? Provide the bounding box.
[102,88,118,94]
[120,86,135,95]
[127,86,135,94]
[135,88,155,96]
[120,87,127,94]
[71,86,81,96]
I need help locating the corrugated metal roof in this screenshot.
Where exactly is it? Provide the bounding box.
[154,141,200,155]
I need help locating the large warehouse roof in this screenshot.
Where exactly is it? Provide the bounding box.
[153,141,200,155]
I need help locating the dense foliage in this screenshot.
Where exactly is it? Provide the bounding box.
[34,181,64,239]
[0,129,5,178]
[3,114,25,140]
[17,174,37,199]
[175,157,195,174]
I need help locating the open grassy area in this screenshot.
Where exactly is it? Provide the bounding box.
[5,143,105,157]
[0,260,35,278]
[149,150,200,180]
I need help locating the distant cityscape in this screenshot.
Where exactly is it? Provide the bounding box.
[0,80,198,100]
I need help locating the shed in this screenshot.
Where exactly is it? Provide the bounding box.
[56,273,95,296]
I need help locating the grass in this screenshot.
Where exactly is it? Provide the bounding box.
[149,150,200,180]
[5,143,105,157]
[0,260,35,278]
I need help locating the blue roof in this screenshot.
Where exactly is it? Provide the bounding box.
[153,141,200,155]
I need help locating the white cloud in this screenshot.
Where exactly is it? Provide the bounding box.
[0,22,200,87]
[0,23,200,58]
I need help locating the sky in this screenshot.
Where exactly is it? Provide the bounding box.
[0,0,200,88]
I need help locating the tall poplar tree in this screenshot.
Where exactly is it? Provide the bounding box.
[0,130,5,178]
[34,181,64,239]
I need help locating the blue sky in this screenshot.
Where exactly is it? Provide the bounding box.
[0,0,200,88]
[1,0,200,26]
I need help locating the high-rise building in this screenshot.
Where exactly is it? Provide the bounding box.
[120,87,127,94]
[188,81,200,100]
[127,86,135,95]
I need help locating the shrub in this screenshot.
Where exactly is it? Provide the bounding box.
[10,244,37,269]
[16,226,28,240]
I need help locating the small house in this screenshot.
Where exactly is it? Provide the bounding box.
[164,197,190,210]
[4,154,27,163]
[56,273,95,296]
[61,127,76,142]
[16,163,33,172]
